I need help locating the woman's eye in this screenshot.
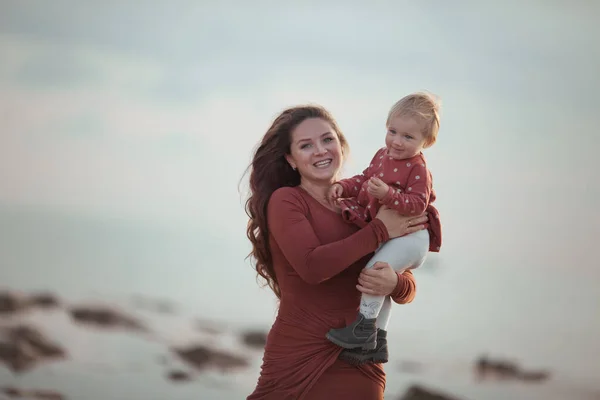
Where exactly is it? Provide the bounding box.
[301,143,312,149]
[323,137,333,143]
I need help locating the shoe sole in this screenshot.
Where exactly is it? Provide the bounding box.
[338,352,388,365]
[326,332,377,350]
[339,352,367,366]
[371,356,388,364]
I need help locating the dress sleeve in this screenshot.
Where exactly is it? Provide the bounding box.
[336,148,385,197]
[380,163,430,215]
[267,188,389,284]
[390,270,416,304]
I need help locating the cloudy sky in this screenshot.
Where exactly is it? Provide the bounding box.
[1,1,599,273]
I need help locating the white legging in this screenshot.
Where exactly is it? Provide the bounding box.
[360,229,429,330]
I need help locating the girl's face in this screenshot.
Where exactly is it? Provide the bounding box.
[385,115,427,160]
[285,118,344,184]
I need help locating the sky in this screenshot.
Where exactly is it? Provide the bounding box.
[1,1,599,275]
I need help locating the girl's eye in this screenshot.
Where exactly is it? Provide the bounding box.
[388,130,396,135]
[405,135,413,140]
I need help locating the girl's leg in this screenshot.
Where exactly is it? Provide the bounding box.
[326,230,429,350]
[359,230,429,322]
[377,296,392,331]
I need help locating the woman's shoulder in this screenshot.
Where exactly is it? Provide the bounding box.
[269,186,307,210]
[271,186,302,200]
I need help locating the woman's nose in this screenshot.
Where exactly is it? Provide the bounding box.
[314,145,327,155]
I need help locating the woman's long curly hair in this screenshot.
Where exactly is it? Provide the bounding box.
[244,105,349,299]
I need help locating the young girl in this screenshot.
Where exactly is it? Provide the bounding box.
[326,92,443,364]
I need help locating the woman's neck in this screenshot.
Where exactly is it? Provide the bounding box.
[299,178,337,210]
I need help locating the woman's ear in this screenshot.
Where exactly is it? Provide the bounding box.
[284,154,296,170]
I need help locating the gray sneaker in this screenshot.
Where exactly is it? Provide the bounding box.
[326,314,377,350]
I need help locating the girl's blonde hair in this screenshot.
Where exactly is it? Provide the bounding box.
[386,92,441,148]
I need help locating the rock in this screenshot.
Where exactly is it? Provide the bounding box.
[195,319,224,335]
[1,386,22,397]
[0,325,66,373]
[397,360,425,374]
[0,291,28,314]
[518,370,551,382]
[475,354,518,380]
[29,390,66,400]
[240,330,267,349]
[28,293,60,309]
[474,354,551,383]
[7,326,65,358]
[69,306,145,331]
[173,345,249,373]
[0,291,60,315]
[167,370,191,382]
[0,386,66,399]
[398,384,464,400]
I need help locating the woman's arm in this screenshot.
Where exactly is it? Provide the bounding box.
[267,188,388,285]
[357,263,417,304]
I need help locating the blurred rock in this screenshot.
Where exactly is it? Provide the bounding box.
[153,300,176,315]
[0,292,28,314]
[1,386,20,397]
[518,370,551,382]
[173,345,249,373]
[241,330,268,349]
[195,319,224,335]
[167,370,191,382]
[397,360,425,374]
[69,306,145,331]
[29,390,65,400]
[398,384,463,400]
[0,291,60,316]
[1,386,66,399]
[0,325,66,373]
[474,354,550,383]
[475,354,518,380]
[28,293,60,309]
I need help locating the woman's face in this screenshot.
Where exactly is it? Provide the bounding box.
[285,118,344,185]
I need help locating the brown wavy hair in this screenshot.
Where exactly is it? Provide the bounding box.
[244,105,349,299]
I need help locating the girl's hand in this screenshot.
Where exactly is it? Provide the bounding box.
[327,183,343,205]
[367,177,389,200]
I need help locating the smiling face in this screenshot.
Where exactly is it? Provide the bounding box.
[385,115,428,160]
[285,118,344,185]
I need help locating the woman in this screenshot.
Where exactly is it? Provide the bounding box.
[245,105,429,399]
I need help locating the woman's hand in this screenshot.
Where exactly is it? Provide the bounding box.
[375,206,427,239]
[356,262,399,296]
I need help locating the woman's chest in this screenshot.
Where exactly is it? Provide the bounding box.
[306,206,359,244]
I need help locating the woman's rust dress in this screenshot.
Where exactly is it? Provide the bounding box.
[247,187,417,400]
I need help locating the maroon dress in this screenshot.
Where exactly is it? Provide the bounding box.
[247,186,417,400]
